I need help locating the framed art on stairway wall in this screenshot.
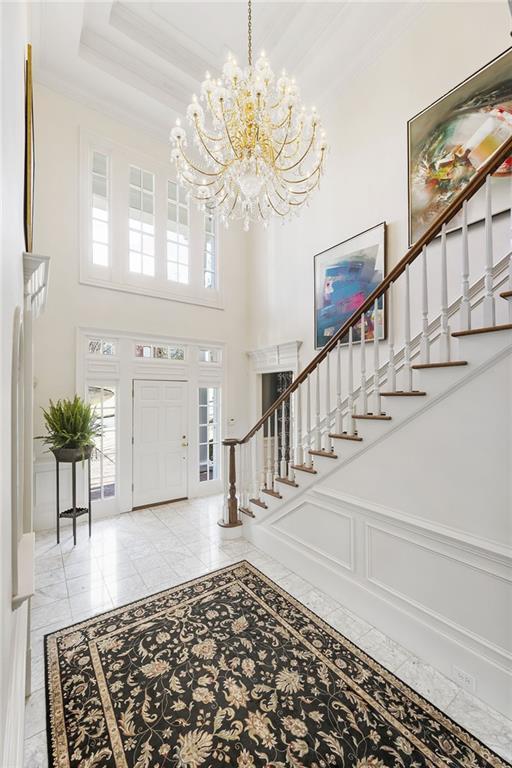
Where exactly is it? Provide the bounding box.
[408,46,512,246]
[314,222,386,350]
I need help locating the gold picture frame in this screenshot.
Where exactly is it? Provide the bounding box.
[24,43,34,253]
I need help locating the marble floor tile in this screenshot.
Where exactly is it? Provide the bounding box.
[395,655,459,711]
[66,572,105,597]
[24,688,46,740]
[355,628,414,673]
[446,690,512,763]
[24,729,48,768]
[31,599,72,631]
[324,606,373,644]
[300,588,341,619]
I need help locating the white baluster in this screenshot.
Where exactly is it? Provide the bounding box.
[288,392,296,482]
[252,433,260,501]
[305,374,313,467]
[360,312,367,412]
[256,428,264,497]
[273,410,279,486]
[483,175,496,327]
[324,352,333,451]
[420,246,430,362]
[295,382,303,467]
[460,200,471,331]
[439,224,451,363]
[347,326,355,434]
[315,365,322,450]
[387,282,396,391]
[280,400,287,478]
[266,417,273,488]
[238,443,245,509]
[373,299,381,414]
[404,263,412,389]
[335,340,343,434]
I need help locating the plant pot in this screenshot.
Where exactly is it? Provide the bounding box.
[51,445,93,463]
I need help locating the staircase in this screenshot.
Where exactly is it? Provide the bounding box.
[219,133,512,718]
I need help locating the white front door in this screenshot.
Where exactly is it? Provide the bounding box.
[132,380,188,508]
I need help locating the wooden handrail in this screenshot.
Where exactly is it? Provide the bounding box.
[241,132,512,444]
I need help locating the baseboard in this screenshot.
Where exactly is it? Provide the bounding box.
[245,521,512,720]
[2,602,28,768]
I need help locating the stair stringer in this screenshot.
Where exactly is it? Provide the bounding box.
[243,332,512,719]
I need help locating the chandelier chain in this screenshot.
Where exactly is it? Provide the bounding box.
[247,0,252,67]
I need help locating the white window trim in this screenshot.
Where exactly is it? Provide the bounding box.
[79,129,224,310]
[87,383,118,502]
[198,385,221,484]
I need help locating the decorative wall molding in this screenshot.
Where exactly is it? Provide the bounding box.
[23,252,50,318]
[248,340,302,374]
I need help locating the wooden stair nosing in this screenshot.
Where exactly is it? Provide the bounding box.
[291,464,318,474]
[239,506,255,518]
[452,323,512,338]
[500,290,512,300]
[308,449,338,459]
[353,413,392,420]
[275,476,299,487]
[261,488,283,499]
[329,432,363,442]
[380,390,426,397]
[249,497,268,509]
[412,361,467,370]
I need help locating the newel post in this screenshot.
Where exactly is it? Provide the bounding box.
[218,439,243,529]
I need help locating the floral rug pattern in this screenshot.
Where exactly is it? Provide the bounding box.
[45,561,509,768]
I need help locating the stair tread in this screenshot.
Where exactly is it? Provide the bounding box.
[291,464,318,474]
[261,488,283,499]
[412,361,467,369]
[353,413,392,420]
[500,290,512,300]
[381,390,426,396]
[309,449,338,459]
[452,323,512,337]
[275,476,299,487]
[249,497,268,509]
[239,507,255,518]
[329,433,363,442]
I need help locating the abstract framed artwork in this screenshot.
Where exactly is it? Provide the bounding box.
[314,222,386,349]
[408,46,512,245]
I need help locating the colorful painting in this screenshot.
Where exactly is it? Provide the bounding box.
[314,223,386,349]
[408,47,512,245]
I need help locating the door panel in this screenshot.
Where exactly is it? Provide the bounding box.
[133,380,187,508]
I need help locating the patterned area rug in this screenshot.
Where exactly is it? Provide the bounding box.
[45,561,509,768]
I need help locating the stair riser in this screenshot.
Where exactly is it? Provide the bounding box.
[413,367,468,393]
[453,329,512,365]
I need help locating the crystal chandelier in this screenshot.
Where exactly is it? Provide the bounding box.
[169,0,327,231]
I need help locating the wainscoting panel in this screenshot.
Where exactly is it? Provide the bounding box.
[271,500,354,571]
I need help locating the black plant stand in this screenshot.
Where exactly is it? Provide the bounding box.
[53,448,92,546]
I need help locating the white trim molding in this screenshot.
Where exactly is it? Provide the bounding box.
[248,340,302,374]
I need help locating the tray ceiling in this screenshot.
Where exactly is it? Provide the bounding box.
[31,1,422,138]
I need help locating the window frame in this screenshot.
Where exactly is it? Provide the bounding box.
[80,130,223,309]
[87,383,118,502]
[203,211,218,290]
[198,386,221,483]
[88,147,112,273]
[167,181,190,285]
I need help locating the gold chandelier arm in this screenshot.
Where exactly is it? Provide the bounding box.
[275,123,317,172]
[265,189,288,217]
[220,102,239,159]
[193,116,228,168]
[270,107,293,131]
[281,150,325,184]
[226,191,239,218]
[181,174,219,188]
[206,92,222,125]
[177,142,224,178]
[191,184,226,202]
[247,0,252,67]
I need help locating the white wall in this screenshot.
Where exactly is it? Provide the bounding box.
[248,1,511,360]
[0,4,30,765]
[32,84,252,516]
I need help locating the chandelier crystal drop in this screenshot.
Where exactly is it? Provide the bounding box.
[169,0,327,231]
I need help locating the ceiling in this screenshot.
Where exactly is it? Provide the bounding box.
[31,1,423,139]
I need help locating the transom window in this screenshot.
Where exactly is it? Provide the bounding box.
[199,387,220,482]
[88,338,116,356]
[88,385,116,500]
[91,151,109,267]
[199,348,221,363]
[167,181,189,284]
[135,343,185,361]
[129,165,155,276]
[204,213,217,289]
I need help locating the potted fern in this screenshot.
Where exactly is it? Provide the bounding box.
[38,396,101,462]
